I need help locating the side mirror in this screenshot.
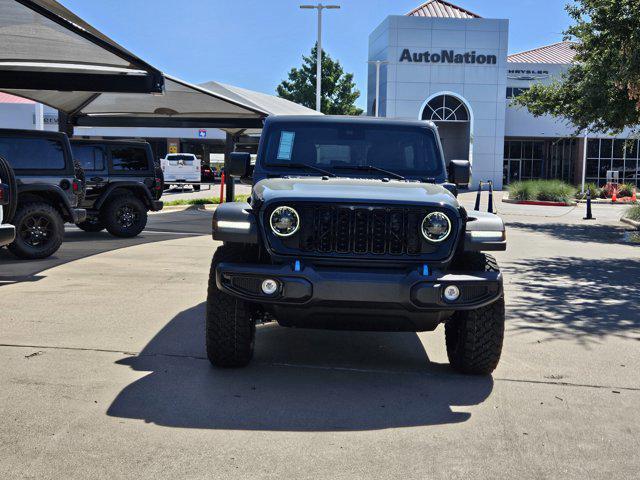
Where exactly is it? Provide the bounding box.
[448,160,470,186]
[226,152,251,178]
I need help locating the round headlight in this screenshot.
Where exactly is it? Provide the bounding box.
[421,212,451,242]
[270,206,300,237]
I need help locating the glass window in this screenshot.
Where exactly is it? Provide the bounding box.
[586,159,599,177]
[624,160,638,179]
[523,141,533,159]
[503,141,510,159]
[111,147,149,172]
[0,136,65,170]
[600,139,613,159]
[599,159,612,177]
[509,141,522,159]
[522,160,532,177]
[613,140,625,158]
[532,142,544,160]
[263,122,444,178]
[587,139,600,158]
[71,144,105,171]
[532,160,542,178]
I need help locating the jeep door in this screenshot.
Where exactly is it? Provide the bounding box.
[71,143,108,208]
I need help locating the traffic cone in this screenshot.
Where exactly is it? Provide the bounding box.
[633,188,637,203]
[612,187,617,203]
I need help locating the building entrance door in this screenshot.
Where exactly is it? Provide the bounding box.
[421,94,471,163]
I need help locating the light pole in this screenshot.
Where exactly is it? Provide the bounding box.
[300,3,340,112]
[367,60,388,117]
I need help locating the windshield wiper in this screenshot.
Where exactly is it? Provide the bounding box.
[269,163,335,177]
[333,165,405,180]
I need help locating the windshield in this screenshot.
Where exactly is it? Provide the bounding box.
[262,122,443,178]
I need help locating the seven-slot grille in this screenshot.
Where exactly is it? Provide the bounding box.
[282,204,430,256]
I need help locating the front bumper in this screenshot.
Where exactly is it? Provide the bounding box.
[150,200,163,212]
[217,262,502,318]
[0,223,15,246]
[72,208,87,224]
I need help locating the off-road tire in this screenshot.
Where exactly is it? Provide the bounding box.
[445,252,505,375]
[77,217,105,233]
[0,155,18,223]
[102,195,147,238]
[206,244,258,368]
[8,202,64,259]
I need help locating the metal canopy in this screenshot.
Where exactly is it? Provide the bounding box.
[0,0,164,93]
[69,76,319,132]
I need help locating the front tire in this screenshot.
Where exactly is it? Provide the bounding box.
[8,202,64,259]
[445,253,505,375]
[102,195,147,238]
[206,244,258,368]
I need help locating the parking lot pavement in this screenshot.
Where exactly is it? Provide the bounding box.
[1,195,639,479]
[161,182,252,202]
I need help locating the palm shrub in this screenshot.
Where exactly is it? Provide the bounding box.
[508,180,576,203]
[625,205,640,221]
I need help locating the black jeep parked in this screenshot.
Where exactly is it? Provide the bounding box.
[70,139,163,237]
[0,129,86,259]
[208,115,507,375]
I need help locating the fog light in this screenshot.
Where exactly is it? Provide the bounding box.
[261,278,279,295]
[444,285,460,302]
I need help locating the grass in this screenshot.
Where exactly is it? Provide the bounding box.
[163,194,249,206]
[625,204,640,221]
[508,180,576,203]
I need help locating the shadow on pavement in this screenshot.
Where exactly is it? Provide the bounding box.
[507,221,634,245]
[108,303,494,431]
[505,257,640,344]
[0,210,209,286]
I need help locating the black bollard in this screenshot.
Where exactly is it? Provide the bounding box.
[583,189,595,220]
[487,180,494,213]
[474,182,482,211]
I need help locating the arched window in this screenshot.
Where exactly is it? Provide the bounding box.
[422,94,469,122]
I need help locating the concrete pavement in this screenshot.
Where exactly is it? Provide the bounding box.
[0,194,639,479]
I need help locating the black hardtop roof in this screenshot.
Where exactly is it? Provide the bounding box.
[265,115,437,130]
[70,138,151,147]
[0,128,68,140]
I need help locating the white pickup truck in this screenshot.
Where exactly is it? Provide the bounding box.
[160,153,202,191]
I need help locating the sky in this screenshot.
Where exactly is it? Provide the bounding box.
[59,0,572,109]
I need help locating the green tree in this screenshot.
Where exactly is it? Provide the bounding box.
[277,44,363,115]
[515,0,640,133]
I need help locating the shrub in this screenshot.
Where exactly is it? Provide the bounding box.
[625,205,640,221]
[163,194,249,206]
[508,180,576,203]
[618,183,635,197]
[581,182,602,199]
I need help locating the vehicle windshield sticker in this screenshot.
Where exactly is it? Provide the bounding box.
[277,131,295,160]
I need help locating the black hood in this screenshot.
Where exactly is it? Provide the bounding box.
[252,177,458,207]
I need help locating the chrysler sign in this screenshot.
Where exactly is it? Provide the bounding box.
[399,48,497,65]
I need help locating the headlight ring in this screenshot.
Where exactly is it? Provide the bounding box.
[269,206,300,237]
[421,211,452,242]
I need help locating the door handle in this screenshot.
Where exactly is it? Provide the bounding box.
[90,177,104,182]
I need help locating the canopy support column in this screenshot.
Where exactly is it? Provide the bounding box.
[224,132,237,202]
[58,111,74,137]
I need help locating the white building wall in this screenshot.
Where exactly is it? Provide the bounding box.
[368,15,509,188]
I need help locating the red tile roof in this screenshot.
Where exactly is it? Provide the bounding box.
[0,92,35,104]
[406,0,481,19]
[508,41,578,64]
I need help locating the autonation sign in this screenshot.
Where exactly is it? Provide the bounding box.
[399,48,497,65]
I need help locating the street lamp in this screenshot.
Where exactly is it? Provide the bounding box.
[367,60,388,117]
[300,3,340,113]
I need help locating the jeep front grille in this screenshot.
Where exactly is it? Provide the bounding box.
[294,204,426,256]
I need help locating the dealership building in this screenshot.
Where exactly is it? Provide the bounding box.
[367,0,640,189]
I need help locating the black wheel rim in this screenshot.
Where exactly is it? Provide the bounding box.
[115,205,139,228]
[19,214,54,247]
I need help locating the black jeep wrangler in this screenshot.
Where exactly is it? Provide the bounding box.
[208,116,506,374]
[70,139,163,237]
[0,129,86,259]
[0,156,17,247]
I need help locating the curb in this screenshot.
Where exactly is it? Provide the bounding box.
[576,199,638,204]
[502,198,576,207]
[153,204,219,213]
[621,217,640,230]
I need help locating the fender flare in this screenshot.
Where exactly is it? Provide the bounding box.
[17,184,74,221]
[212,201,258,244]
[464,211,507,252]
[95,182,155,210]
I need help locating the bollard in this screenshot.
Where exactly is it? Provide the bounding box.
[219,172,225,203]
[487,180,494,214]
[474,182,482,211]
[583,189,595,220]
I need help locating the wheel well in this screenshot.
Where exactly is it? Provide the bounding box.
[17,191,71,221]
[106,187,150,208]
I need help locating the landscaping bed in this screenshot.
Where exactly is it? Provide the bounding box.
[506,180,577,206]
[622,205,640,229]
